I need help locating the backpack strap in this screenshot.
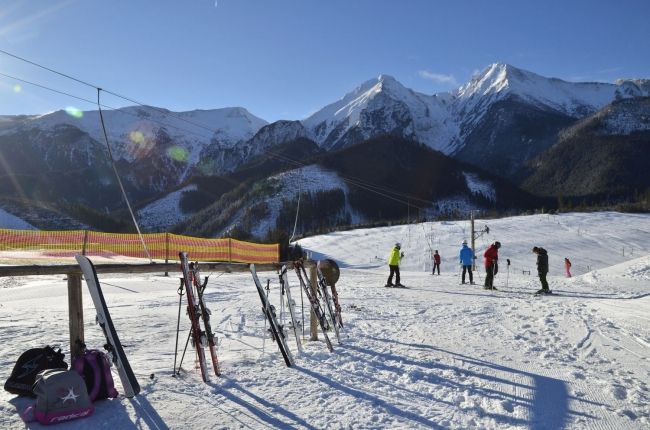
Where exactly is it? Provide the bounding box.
[85,351,102,401]
[20,404,36,422]
[96,351,118,398]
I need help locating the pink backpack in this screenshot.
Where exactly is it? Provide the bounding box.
[72,349,118,401]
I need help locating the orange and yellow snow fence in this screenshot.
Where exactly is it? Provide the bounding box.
[0,229,279,264]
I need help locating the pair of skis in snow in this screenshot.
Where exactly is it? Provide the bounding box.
[293,260,342,352]
[251,264,295,366]
[177,252,221,382]
[249,260,343,365]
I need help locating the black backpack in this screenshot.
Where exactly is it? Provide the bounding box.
[4,346,68,397]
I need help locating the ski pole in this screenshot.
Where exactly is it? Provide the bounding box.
[506,259,511,289]
[176,328,192,375]
[173,280,185,376]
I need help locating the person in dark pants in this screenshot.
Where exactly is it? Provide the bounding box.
[432,250,441,275]
[459,240,474,284]
[483,241,500,290]
[386,243,405,287]
[533,246,550,294]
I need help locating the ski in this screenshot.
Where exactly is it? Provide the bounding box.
[279,266,303,354]
[189,261,221,377]
[294,261,334,352]
[178,252,209,382]
[75,255,140,398]
[316,266,341,343]
[317,260,343,328]
[250,264,294,367]
[534,290,555,296]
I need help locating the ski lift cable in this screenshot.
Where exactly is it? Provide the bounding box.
[261,149,427,209]
[2,47,437,211]
[263,149,435,205]
[2,63,424,211]
[97,88,152,263]
[0,49,223,136]
[0,71,218,143]
[5,49,438,214]
[288,173,302,244]
[261,149,411,199]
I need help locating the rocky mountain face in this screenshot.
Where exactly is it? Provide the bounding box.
[522,97,650,200]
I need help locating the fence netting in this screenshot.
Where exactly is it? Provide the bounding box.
[0,229,278,264]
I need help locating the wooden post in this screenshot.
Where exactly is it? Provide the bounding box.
[81,230,89,256]
[309,265,318,341]
[164,232,170,277]
[68,273,84,358]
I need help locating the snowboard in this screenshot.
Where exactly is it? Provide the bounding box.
[250,264,294,367]
[75,255,141,398]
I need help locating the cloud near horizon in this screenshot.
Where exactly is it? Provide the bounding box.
[418,70,458,86]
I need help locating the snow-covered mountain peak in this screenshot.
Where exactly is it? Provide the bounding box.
[302,73,459,151]
[456,63,619,119]
[614,79,650,99]
[457,63,543,100]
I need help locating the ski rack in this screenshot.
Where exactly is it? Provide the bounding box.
[0,259,325,358]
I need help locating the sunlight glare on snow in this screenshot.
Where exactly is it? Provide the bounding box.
[167,145,188,162]
[64,106,83,119]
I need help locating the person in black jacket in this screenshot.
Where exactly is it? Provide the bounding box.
[533,246,550,294]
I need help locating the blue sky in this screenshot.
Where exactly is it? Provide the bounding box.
[0,0,648,122]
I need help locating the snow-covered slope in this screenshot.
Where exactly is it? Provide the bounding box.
[25,106,267,163]
[219,164,363,239]
[0,208,36,229]
[137,184,197,231]
[1,212,649,429]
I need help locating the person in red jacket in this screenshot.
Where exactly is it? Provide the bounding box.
[432,250,441,275]
[564,257,572,278]
[483,241,501,290]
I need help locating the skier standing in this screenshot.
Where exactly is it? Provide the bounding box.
[432,250,441,275]
[483,241,500,290]
[533,247,551,294]
[386,243,405,287]
[564,257,572,278]
[459,240,474,284]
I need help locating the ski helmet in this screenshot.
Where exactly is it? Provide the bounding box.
[462,240,468,245]
[494,241,501,249]
[395,242,401,249]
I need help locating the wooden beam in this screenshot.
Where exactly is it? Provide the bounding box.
[0,262,282,278]
[67,273,84,358]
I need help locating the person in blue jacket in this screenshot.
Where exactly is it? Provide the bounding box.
[459,240,475,284]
